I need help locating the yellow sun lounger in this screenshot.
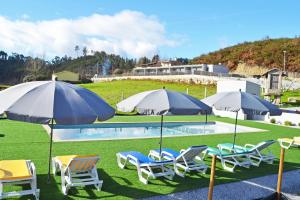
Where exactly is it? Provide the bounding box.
[0,160,39,199]
[52,155,102,195]
[278,137,300,149]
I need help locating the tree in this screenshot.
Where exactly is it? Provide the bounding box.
[138,57,150,65]
[0,51,7,60]
[151,54,160,63]
[82,47,88,57]
[74,45,80,58]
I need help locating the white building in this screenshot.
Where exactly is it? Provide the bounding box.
[132,63,229,76]
[217,80,260,96]
[214,80,264,120]
[207,64,229,74]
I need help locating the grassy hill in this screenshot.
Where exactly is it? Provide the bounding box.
[192,37,300,71]
[80,80,216,106]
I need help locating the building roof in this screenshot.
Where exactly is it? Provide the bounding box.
[261,68,281,76]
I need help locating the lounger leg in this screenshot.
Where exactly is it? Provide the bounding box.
[137,168,148,184]
[0,183,3,199]
[52,159,58,175]
[222,160,235,172]
[163,166,174,180]
[117,155,127,169]
[196,167,207,174]
[60,169,69,195]
[94,180,103,191]
[201,152,208,160]
[249,155,261,166]
[174,165,186,177]
[91,168,103,191]
[30,178,39,200]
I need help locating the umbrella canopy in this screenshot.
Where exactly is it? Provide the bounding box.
[0,81,115,124]
[117,89,212,115]
[202,91,282,147]
[202,91,282,116]
[0,81,115,182]
[116,88,212,154]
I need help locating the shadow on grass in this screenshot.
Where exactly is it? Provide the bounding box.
[69,169,163,199]
[13,159,300,200]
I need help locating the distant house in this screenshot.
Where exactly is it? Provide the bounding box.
[133,62,229,76]
[52,71,80,82]
[260,68,286,104]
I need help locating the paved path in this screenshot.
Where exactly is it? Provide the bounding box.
[144,170,300,200]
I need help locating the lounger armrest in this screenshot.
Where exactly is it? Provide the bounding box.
[161,151,176,160]
[127,155,140,165]
[278,139,293,149]
[179,149,186,154]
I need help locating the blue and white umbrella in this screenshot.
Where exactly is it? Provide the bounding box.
[0,80,115,182]
[202,91,282,147]
[117,88,212,154]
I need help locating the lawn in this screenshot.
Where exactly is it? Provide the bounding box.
[80,80,216,106]
[80,79,300,109]
[0,115,300,200]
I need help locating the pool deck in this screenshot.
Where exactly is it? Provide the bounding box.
[144,170,300,200]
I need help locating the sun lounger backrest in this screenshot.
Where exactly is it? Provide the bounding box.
[68,156,99,172]
[251,140,275,152]
[177,145,207,162]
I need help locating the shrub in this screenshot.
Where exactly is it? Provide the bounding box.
[270,118,276,123]
[284,121,293,126]
[298,122,300,127]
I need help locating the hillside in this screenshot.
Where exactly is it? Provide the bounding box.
[0,51,136,85]
[192,37,300,71]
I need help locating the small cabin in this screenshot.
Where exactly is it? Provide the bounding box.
[261,68,285,104]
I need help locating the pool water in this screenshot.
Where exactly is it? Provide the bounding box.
[51,121,264,142]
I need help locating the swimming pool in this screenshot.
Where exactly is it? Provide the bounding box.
[50,121,264,142]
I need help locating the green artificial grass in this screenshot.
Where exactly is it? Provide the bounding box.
[0,115,299,199]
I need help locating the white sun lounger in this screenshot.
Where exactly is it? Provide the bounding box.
[217,140,276,166]
[202,147,252,172]
[116,151,175,184]
[52,155,102,195]
[0,160,39,199]
[278,137,300,149]
[149,145,208,177]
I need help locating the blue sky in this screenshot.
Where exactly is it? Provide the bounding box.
[0,0,299,59]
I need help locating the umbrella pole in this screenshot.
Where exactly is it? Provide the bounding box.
[159,115,163,155]
[276,147,285,200]
[47,119,54,183]
[233,111,238,149]
[208,155,216,200]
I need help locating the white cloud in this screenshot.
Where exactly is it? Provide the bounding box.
[0,10,180,59]
[21,14,30,20]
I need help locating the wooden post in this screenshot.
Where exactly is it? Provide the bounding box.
[208,155,216,200]
[276,147,285,200]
